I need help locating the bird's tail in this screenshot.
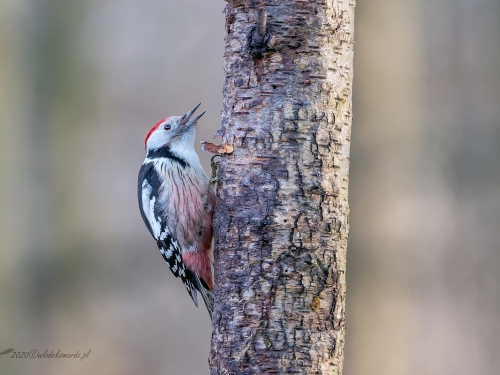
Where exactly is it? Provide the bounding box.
[188,272,214,319]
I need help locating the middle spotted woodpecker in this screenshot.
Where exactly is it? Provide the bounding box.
[138,103,215,318]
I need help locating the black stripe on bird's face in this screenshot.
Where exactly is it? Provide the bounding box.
[146,146,188,168]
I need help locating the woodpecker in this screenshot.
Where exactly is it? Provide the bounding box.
[138,103,215,318]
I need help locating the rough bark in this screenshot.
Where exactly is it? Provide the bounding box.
[210,1,355,374]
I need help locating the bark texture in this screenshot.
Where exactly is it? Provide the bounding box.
[210,1,355,374]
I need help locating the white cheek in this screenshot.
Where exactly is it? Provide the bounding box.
[147,130,169,150]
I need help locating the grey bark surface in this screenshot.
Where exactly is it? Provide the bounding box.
[210,1,355,374]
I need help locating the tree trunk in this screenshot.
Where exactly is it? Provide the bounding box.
[210,1,355,374]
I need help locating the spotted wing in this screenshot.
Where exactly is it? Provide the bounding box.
[137,162,199,306]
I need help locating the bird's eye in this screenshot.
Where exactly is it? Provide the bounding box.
[164,124,171,131]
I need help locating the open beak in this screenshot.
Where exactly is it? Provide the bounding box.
[179,102,206,127]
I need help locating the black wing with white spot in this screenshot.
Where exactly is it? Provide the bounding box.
[137,162,200,307]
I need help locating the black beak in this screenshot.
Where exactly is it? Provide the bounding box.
[179,103,206,127]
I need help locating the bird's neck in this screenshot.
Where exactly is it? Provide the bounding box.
[145,146,189,168]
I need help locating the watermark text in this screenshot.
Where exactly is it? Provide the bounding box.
[0,349,91,361]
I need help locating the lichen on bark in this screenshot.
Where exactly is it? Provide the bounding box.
[210,1,355,374]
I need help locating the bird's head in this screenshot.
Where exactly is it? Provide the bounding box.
[144,103,206,152]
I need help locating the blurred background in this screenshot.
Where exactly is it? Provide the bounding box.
[0,0,498,374]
